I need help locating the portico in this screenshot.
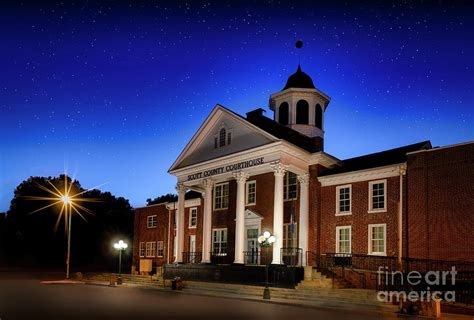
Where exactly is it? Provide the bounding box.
[167,105,338,266]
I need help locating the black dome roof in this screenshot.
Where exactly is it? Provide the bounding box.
[283,64,316,90]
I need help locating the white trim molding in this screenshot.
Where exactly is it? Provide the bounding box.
[188,207,198,228]
[245,180,257,206]
[335,184,352,216]
[336,226,352,254]
[318,163,405,187]
[368,223,387,256]
[164,198,202,210]
[368,179,387,213]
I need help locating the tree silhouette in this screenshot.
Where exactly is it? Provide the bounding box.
[3,175,134,271]
[146,193,177,206]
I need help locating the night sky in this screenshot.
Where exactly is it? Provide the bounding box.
[1,1,473,211]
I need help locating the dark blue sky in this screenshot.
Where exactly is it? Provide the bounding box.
[1,1,473,211]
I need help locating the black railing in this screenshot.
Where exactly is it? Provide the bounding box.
[210,249,233,264]
[243,250,260,265]
[182,251,202,264]
[316,253,474,274]
[281,247,302,266]
[312,252,474,305]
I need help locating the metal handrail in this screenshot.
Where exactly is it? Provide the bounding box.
[280,247,302,266]
[182,251,202,264]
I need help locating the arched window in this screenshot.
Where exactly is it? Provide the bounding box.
[296,100,309,124]
[279,102,289,125]
[219,128,226,147]
[315,104,322,129]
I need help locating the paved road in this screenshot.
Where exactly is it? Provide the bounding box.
[0,273,399,320]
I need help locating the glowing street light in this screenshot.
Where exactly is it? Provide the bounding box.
[114,240,128,285]
[25,173,101,279]
[258,231,276,300]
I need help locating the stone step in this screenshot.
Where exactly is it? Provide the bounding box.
[181,282,384,305]
[180,287,397,312]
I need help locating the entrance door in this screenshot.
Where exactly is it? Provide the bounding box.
[189,235,196,263]
[245,227,259,265]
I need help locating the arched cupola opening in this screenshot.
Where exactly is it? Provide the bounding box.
[296,100,309,125]
[279,102,289,125]
[315,104,323,129]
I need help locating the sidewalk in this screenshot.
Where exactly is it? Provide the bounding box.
[79,276,472,319]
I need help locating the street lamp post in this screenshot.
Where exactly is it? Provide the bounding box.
[113,240,128,285]
[61,195,72,279]
[258,231,276,300]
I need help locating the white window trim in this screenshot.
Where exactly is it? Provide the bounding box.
[336,226,352,254]
[245,180,256,206]
[213,182,229,211]
[157,241,164,257]
[147,215,157,228]
[284,172,298,201]
[368,223,387,256]
[335,184,352,216]
[212,228,228,256]
[368,179,387,213]
[188,207,198,228]
[139,242,145,257]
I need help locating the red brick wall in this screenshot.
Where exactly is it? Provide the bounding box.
[132,170,304,265]
[209,171,300,260]
[319,176,400,257]
[406,143,474,262]
[132,204,171,270]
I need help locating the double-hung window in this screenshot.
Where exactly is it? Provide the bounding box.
[212,228,227,256]
[157,241,164,257]
[246,181,256,205]
[368,224,386,256]
[139,242,145,257]
[283,223,298,248]
[369,180,386,212]
[214,183,229,210]
[336,185,351,215]
[336,226,351,254]
[189,207,197,228]
[283,172,298,200]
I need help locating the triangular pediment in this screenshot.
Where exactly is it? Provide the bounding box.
[245,209,263,220]
[169,105,278,172]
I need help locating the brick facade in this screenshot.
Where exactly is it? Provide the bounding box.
[406,143,474,261]
[132,142,474,272]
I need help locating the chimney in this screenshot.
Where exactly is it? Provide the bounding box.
[246,108,265,120]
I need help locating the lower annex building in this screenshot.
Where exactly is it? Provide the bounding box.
[132,64,474,285]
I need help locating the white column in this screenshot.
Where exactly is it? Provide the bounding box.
[233,172,249,264]
[201,179,214,263]
[271,161,288,264]
[174,183,186,263]
[297,174,310,266]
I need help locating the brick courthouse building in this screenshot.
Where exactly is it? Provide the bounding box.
[132,65,474,285]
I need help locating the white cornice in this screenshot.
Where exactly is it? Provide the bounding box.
[269,87,331,109]
[169,141,284,177]
[318,163,406,187]
[164,198,201,210]
[309,152,341,168]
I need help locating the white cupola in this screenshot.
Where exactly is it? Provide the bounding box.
[269,64,331,140]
